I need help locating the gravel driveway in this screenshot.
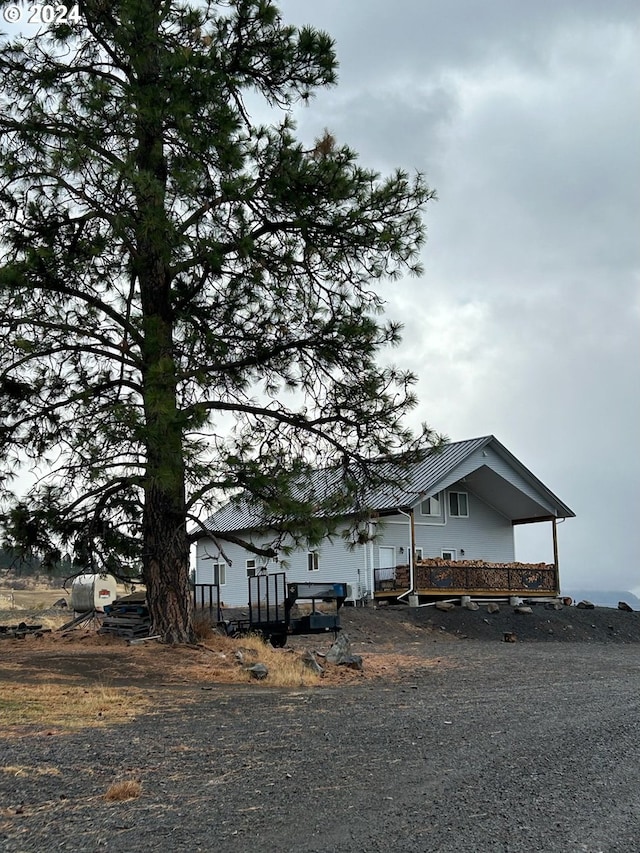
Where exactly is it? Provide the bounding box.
[2,640,639,853]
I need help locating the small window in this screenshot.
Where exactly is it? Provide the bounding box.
[420,494,441,516]
[246,559,256,579]
[213,563,226,585]
[414,547,424,562]
[307,551,319,572]
[448,491,469,517]
[441,549,456,561]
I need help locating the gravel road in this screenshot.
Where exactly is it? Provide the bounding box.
[2,640,639,853]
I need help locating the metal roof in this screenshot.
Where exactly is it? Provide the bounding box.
[202,436,484,533]
[361,435,490,510]
[199,435,574,534]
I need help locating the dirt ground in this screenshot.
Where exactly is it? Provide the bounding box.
[1,598,640,690]
[2,599,640,852]
[1,648,639,853]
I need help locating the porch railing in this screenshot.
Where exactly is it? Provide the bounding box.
[374,561,558,595]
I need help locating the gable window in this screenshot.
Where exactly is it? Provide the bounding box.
[307,551,319,572]
[212,563,226,585]
[246,559,256,579]
[420,494,441,516]
[448,491,469,518]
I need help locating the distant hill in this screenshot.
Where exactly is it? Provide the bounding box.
[562,589,640,610]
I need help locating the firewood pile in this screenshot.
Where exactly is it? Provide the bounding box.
[414,558,554,569]
[99,593,151,639]
[412,559,556,592]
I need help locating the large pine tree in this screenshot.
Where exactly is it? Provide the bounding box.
[0,0,439,642]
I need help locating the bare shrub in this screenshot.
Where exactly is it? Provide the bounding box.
[104,779,142,802]
[192,610,215,640]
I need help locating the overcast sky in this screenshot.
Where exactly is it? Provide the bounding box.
[276,0,640,594]
[4,3,638,595]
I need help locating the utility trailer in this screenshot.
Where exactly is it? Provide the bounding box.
[222,572,348,647]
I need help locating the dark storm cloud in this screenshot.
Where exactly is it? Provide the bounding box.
[280,0,640,591]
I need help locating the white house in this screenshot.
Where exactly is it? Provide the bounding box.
[194,436,574,606]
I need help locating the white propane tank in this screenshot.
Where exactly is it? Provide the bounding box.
[71,574,118,613]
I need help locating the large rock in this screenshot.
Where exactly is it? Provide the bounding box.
[463,600,479,611]
[338,654,363,671]
[486,603,500,614]
[300,650,324,675]
[325,635,364,670]
[247,663,268,680]
[577,600,595,609]
[326,632,351,664]
[435,601,455,612]
[618,601,634,612]
[514,605,533,615]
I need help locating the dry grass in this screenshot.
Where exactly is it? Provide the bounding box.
[0,765,61,778]
[192,609,216,641]
[0,583,131,612]
[0,612,72,631]
[0,678,150,734]
[196,632,323,687]
[104,779,142,802]
[0,588,68,611]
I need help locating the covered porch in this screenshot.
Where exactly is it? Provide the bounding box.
[372,463,567,600]
[374,557,559,599]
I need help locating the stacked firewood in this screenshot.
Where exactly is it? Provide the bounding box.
[414,558,553,569]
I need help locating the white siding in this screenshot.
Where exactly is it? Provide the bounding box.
[195,479,521,605]
[429,446,558,515]
[284,529,367,596]
[195,525,369,606]
[371,515,413,567]
[385,491,515,563]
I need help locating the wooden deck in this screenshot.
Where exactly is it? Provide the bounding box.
[374,560,559,599]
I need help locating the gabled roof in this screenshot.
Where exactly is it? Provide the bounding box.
[356,435,490,511]
[200,435,574,534]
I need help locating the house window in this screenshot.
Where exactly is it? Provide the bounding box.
[246,559,256,579]
[441,549,456,561]
[307,551,319,572]
[212,563,226,585]
[420,494,441,516]
[448,491,469,517]
[414,547,424,562]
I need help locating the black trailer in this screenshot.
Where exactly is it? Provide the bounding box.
[224,572,348,646]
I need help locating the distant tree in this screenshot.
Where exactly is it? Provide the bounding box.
[0,0,439,642]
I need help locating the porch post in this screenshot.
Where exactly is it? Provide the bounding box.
[552,517,560,592]
[409,509,415,592]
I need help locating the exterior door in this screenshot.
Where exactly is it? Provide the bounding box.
[378,546,396,581]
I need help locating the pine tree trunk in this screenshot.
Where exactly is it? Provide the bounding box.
[143,481,194,644]
[139,311,194,643]
[132,7,194,644]
[139,310,194,643]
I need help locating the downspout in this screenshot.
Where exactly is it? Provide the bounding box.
[362,527,368,603]
[396,509,414,601]
[368,520,375,602]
